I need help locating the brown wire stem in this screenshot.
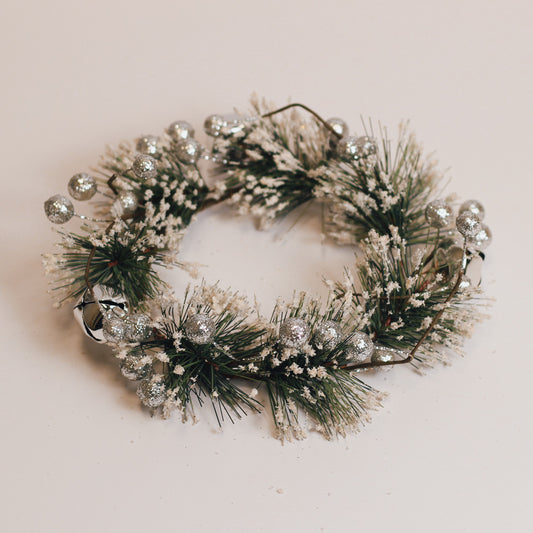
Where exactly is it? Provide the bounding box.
[261,103,342,138]
[342,270,464,372]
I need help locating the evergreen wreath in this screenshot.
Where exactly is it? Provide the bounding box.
[42,96,492,442]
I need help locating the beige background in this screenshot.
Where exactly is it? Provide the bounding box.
[1,1,532,531]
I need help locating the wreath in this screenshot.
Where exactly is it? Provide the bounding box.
[42,97,491,442]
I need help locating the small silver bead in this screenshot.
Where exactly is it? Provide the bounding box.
[125,313,152,342]
[135,135,159,156]
[175,138,202,165]
[44,194,75,224]
[459,199,485,221]
[467,224,492,251]
[137,375,167,408]
[120,353,151,381]
[184,313,216,344]
[204,114,227,137]
[68,173,97,201]
[456,211,481,238]
[132,154,157,181]
[279,318,310,349]
[167,120,195,140]
[345,331,374,363]
[113,191,139,217]
[326,117,349,138]
[336,135,377,161]
[356,136,377,156]
[425,200,453,228]
[313,320,342,350]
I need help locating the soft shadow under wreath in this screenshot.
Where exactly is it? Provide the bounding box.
[43,97,492,442]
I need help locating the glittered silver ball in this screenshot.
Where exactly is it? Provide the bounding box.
[114,190,138,217]
[336,135,377,162]
[120,353,151,381]
[132,154,157,181]
[313,320,342,350]
[279,317,310,349]
[371,346,398,372]
[175,139,202,165]
[467,224,492,251]
[135,135,159,156]
[345,331,374,363]
[125,313,152,342]
[456,211,481,238]
[137,375,167,408]
[68,173,97,201]
[204,114,227,137]
[184,313,216,345]
[459,199,485,221]
[425,199,453,228]
[326,117,349,138]
[167,120,195,140]
[44,194,75,224]
[102,314,127,344]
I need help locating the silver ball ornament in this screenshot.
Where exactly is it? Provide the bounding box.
[68,173,97,201]
[184,313,216,345]
[459,199,485,221]
[120,353,151,381]
[425,200,453,228]
[44,194,75,224]
[279,318,310,349]
[125,313,152,342]
[175,139,202,165]
[135,135,159,156]
[137,375,167,408]
[204,114,227,137]
[102,314,127,344]
[132,154,157,181]
[167,120,195,140]
[336,135,377,162]
[114,190,139,217]
[371,346,399,371]
[313,320,342,350]
[326,117,349,138]
[467,224,492,251]
[345,331,374,363]
[456,211,481,238]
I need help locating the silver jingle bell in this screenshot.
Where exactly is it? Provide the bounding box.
[459,199,485,221]
[279,317,310,349]
[313,320,342,350]
[345,331,374,363]
[137,375,167,408]
[68,173,97,201]
[132,154,157,181]
[184,313,216,345]
[167,120,195,141]
[44,194,75,224]
[135,135,159,156]
[456,211,481,238]
[175,139,202,165]
[120,353,151,381]
[425,199,453,228]
[204,114,227,137]
[73,286,129,342]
